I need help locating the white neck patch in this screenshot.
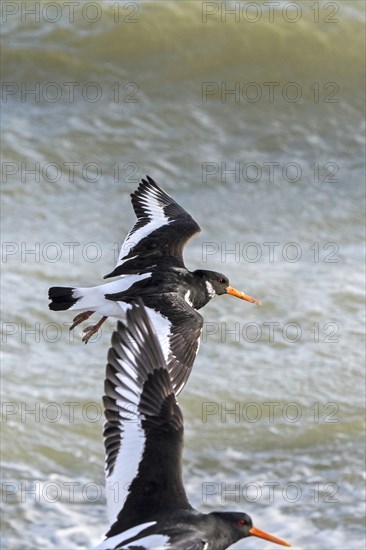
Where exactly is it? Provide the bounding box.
[205,281,216,298]
[184,290,193,307]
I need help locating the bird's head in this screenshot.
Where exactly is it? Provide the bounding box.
[210,512,291,546]
[194,270,261,305]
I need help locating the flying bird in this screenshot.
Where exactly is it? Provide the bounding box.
[95,303,290,550]
[49,177,260,394]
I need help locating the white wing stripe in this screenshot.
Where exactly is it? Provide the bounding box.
[104,318,152,525]
[105,420,145,526]
[116,358,140,384]
[144,307,172,364]
[117,186,172,264]
[120,218,171,262]
[94,521,157,549]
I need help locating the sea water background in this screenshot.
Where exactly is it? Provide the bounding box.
[1,1,365,548]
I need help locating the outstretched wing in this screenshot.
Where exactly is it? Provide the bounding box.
[102,303,191,535]
[96,523,208,549]
[104,292,204,396]
[104,176,201,277]
[142,294,203,396]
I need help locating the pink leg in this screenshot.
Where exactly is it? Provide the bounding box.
[82,316,108,344]
[70,310,94,331]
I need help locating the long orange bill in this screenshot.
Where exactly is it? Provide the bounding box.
[226,285,261,305]
[249,526,291,547]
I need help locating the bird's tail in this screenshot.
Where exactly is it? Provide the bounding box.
[48,286,79,311]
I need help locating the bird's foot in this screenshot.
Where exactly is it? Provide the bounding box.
[70,311,94,331]
[82,316,108,344]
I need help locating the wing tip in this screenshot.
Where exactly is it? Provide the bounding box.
[130,175,158,200]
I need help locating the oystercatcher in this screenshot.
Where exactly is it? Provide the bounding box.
[95,303,290,550]
[49,177,260,394]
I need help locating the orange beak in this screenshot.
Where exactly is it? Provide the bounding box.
[250,526,291,547]
[226,285,261,305]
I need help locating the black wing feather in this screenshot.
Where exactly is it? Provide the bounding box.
[104,177,201,277]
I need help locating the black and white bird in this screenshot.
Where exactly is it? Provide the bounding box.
[95,303,290,550]
[49,177,260,394]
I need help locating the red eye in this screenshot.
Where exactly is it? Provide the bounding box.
[237,519,246,527]
[217,277,225,284]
